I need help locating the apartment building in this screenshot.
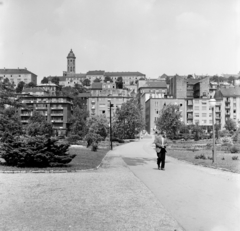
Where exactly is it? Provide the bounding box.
[145,98,186,134]
[0,68,37,86]
[137,80,167,123]
[214,87,240,129]
[18,96,73,135]
[86,71,105,84]
[87,82,133,119]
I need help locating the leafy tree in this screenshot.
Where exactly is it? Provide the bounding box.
[82,78,91,86]
[69,106,89,138]
[227,76,235,84]
[16,81,25,93]
[116,76,123,89]
[187,75,193,79]
[51,77,60,85]
[0,107,23,142]
[112,98,145,139]
[25,82,36,88]
[179,122,190,134]
[191,122,204,141]
[41,77,49,84]
[84,115,109,147]
[224,118,237,131]
[104,76,113,83]
[27,111,53,137]
[155,104,182,139]
[93,78,101,83]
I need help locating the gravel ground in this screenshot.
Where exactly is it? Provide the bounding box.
[0,154,184,231]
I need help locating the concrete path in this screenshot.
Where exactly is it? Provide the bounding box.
[0,152,183,230]
[114,138,240,231]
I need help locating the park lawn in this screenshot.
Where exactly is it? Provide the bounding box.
[167,149,240,174]
[0,146,109,172]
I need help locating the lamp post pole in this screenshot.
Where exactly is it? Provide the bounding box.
[209,98,217,164]
[108,100,113,150]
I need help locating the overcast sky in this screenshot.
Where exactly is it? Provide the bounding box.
[0,0,240,83]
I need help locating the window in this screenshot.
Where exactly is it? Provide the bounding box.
[202,106,207,110]
[202,101,207,105]
[233,103,236,107]
[195,120,199,123]
[195,100,199,104]
[194,106,199,110]
[195,113,199,117]
[202,120,207,124]
[202,113,207,117]
[180,103,182,106]
[233,110,236,113]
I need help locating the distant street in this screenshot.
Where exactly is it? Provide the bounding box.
[113,138,240,231]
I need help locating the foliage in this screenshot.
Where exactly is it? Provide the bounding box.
[69,107,89,138]
[51,77,60,85]
[85,132,102,147]
[195,154,206,159]
[116,76,123,89]
[112,98,145,139]
[232,156,238,160]
[179,123,190,134]
[0,107,23,142]
[93,78,101,83]
[16,81,25,93]
[86,115,109,140]
[219,129,230,137]
[191,122,204,141]
[232,129,240,143]
[220,136,233,145]
[104,76,113,83]
[82,79,90,86]
[66,135,81,144]
[0,136,76,167]
[230,145,240,153]
[91,142,98,151]
[41,77,49,84]
[26,111,53,137]
[224,118,237,131]
[155,104,182,139]
[25,82,36,88]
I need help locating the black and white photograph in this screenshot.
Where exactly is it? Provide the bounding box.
[0,0,240,230]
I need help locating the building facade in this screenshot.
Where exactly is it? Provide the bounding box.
[18,96,73,135]
[214,87,240,129]
[0,68,37,86]
[87,82,133,119]
[145,98,186,134]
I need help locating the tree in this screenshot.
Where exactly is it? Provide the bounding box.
[51,77,60,85]
[191,122,204,141]
[16,81,25,93]
[227,76,235,84]
[0,107,23,142]
[82,79,90,86]
[93,78,101,83]
[104,76,113,83]
[84,115,109,147]
[112,98,145,139]
[69,106,89,138]
[224,118,237,131]
[116,76,123,89]
[27,111,53,137]
[41,77,49,84]
[187,75,193,79]
[25,82,36,88]
[155,104,182,139]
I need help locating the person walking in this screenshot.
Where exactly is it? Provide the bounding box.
[154,131,167,170]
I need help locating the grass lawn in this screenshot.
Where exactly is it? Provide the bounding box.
[0,146,109,172]
[167,149,240,174]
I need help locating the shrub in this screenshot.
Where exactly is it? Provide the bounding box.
[91,142,98,152]
[219,130,230,137]
[0,136,76,167]
[67,135,81,144]
[220,136,233,145]
[230,145,240,153]
[84,132,102,147]
[195,154,206,159]
[232,156,238,160]
[206,143,212,150]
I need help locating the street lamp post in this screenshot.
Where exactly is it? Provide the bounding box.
[209,98,217,163]
[108,100,113,150]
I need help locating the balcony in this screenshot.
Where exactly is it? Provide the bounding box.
[51,120,63,123]
[51,106,63,109]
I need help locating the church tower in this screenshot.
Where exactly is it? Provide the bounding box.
[67,49,76,74]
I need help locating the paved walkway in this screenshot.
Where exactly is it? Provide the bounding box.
[115,138,240,231]
[0,150,184,230]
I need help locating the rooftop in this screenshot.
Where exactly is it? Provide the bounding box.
[105,72,145,76]
[139,81,167,89]
[87,70,105,75]
[217,87,240,97]
[67,49,76,59]
[0,68,37,76]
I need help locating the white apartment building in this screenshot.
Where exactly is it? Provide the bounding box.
[215,87,240,129]
[0,68,37,86]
